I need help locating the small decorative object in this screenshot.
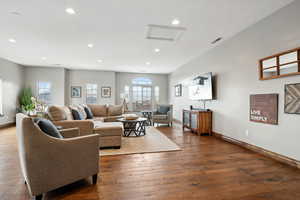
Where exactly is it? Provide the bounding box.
[123,114,139,120]
[285,83,300,114]
[250,94,278,125]
[175,84,182,97]
[71,86,81,98]
[101,87,111,98]
[19,88,35,114]
[31,97,48,117]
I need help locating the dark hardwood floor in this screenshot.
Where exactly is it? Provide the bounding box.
[1,124,300,200]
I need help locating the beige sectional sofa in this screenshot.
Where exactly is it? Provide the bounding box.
[47,104,124,148]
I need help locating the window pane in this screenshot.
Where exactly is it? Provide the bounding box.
[38,81,52,104]
[86,84,97,104]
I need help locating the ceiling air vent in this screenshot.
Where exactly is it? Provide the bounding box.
[146,24,186,42]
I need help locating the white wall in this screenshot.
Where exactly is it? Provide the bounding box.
[24,66,65,105]
[0,58,24,125]
[67,70,116,105]
[169,1,300,160]
[116,72,169,108]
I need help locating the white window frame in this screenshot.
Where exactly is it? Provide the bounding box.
[86,84,98,104]
[37,81,52,104]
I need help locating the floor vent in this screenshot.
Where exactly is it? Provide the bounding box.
[146,24,186,42]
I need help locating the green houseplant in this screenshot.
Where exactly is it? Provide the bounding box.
[19,88,35,114]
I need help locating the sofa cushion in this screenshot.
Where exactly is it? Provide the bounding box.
[157,105,170,114]
[34,118,63,138]
[48,106,67,121]
[108,105,123,116]
[94,121,123,137]
[88,104,107,117]
[83,105,94,119]
[71,108,84,120]
[63,106,74,120]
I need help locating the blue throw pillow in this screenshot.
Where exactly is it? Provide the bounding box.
[34,118,63,139]
[71,109,84,120]
[157,106,170,114]
[84,106,94,119]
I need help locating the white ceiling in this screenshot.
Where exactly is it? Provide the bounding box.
[0,0,294,74]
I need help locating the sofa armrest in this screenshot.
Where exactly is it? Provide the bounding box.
[59,128,80,138]
[53,120,94,136]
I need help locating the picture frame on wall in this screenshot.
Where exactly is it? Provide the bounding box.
[175,84,182,97]
[71,86,82,98]
[249,93,278,125]
[285,83,300,114]
[101,87,111,98]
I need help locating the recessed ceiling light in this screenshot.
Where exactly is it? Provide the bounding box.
[8,38,16,43]
[154,48,160,53]
[65,8,76,15]
[97,59,103,63]
[172,18,180,25]
[41,57,47,60]
[146,62,151,65]
[88,43,94,48]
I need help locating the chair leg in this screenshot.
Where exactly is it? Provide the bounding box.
[34,194,43,200]
[92,174,98,184]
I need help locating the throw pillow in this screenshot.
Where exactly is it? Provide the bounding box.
[77,105,87,119]
[71,108,84,120]
[83,105,94,119]
[34,118,63,139]
[108,105,124,116]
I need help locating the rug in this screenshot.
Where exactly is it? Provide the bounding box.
[100,127,181,156]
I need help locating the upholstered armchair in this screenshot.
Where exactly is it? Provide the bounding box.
[152,104,173,126]
[16,113,100,200]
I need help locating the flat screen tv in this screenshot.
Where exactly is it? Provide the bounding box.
[189,72,213,100]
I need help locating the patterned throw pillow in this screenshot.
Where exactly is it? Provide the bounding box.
[77,105,87,119]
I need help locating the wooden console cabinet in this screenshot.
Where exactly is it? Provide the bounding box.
[182,110,213,136]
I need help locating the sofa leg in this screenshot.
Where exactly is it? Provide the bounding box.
[92,174,98,184]
[34,194,43,200]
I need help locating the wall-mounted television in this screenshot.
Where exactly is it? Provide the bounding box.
[189,72,213,100]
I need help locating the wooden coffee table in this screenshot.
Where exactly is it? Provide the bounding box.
[118,118,147,137]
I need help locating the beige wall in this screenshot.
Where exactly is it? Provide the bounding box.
[24,66,66,105]
[66,70,116,105]
[0,58,24,125]
[169,1,300,160]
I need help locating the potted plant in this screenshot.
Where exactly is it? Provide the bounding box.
[19,88,35,115]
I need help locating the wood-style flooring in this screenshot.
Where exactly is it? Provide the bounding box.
[0,124,300,200]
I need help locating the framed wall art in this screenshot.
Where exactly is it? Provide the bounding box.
[71,86,82,98]
[250,94,278,125]
[101,87,111,98]
[285,83,300,114]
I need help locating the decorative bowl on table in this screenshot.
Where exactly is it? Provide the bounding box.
[123,114,139,120]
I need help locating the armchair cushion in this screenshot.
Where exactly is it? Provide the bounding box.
[157,105,170,114]
[34,118,63,139]
[152,114,168,120]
